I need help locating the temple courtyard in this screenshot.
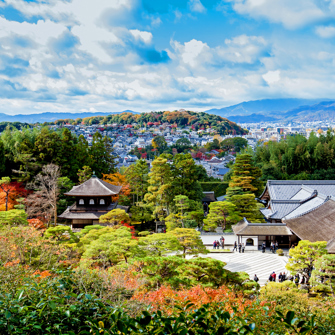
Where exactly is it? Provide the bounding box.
[204,251,289,286]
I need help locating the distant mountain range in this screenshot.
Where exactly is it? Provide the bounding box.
[205,99,335,122]
[2,99,335,124]
[0,110,138,123]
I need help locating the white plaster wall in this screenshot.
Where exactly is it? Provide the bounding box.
[201,235,238,246]
[241,236,259,251]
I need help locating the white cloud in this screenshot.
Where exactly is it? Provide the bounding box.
[316,25,335,38]
[129,29,153,44]
[229,0,332,29]
[263,70,280,85]
[188,0,206,13]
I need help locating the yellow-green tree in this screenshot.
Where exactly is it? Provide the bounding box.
[169,228,208,258]
[203,201,240,231]
[138,233,181,256]
[144,156,173,217]
[99,208,130,226]
[286,240,327,282]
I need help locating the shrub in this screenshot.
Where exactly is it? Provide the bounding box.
[276,249,284,256]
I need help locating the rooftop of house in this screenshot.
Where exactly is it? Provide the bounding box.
[283,199,335,244]
[64,176,122,197]
[233,218,292,236]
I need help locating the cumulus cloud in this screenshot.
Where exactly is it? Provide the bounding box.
[227,0,333,29]
[0,0,334,114]
[316,25,335,38]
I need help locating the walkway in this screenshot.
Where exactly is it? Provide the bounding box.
[205,251,289,286]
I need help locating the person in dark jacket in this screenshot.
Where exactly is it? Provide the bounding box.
[238,243,242,253]
[254,274,259,282]
[233,241,237,252]
[262,242,266,253]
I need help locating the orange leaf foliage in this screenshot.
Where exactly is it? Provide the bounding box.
[103,173,131,201]
[0,182,29,211]
[28,219,46,230]
[132,285,253,314]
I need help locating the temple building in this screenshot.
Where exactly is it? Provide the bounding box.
[59,175,122,230]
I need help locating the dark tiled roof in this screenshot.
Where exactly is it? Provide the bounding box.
[284,199,335,242]
[233,218,292,236]
[59,207,106,220]
[65,177,122,196]
[261,180,335,201]
[202,191,216,202]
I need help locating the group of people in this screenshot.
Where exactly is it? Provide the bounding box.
[261,241,279,253]
[233,241,245,253]
[213,237,225,249]
[268,271,287,282]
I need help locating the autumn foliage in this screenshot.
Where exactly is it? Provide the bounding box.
[0,182,29,211]
[133,285,254,314]
[103,172,131,201]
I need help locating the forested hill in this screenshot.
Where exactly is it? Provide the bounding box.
[53,111,247,135]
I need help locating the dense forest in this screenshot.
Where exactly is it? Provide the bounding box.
[48,110,247,135]
[255,131,335,180]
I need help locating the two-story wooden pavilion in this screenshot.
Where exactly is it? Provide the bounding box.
[59,175,122,230]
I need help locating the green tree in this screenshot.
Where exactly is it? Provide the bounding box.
[99,208,130,226]
[311,254,335,292]
[171,153,204,202]
[82,226,138,266]
[138,233,181,256]
[0,209,28,226]
[77,166,93,184]
[125,159,149,204]
[0,139,6,176]
[145,155,173,217]
[226,154,262,199]
[231,194,264,222]
[152,135,167,153]
[203,201,240,231]
[169,228,208,258]
[286,240,327,282]
[174,195,190,227]
[90,133,117,178]
[44,225,79,244]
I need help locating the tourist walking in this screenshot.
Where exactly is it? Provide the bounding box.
[213,241,216,249]
[275,241,279,251]
[221,237,225,249]
[238,242,242,253]
[278,272,283,282]
[242,243,245,253]
[233,241,237,252]
[216,240,220,249]
[262,242,266,253]
[254,274,259,282]
[282,272,286,281]
[271,271,276,282]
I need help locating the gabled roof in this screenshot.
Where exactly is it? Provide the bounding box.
[260,180,335,201]
[233,218,292,236]
[284,199,335,243]
[65,176,122,197]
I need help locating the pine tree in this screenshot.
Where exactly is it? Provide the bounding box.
[226,154,262,200]
[203,201,240,231]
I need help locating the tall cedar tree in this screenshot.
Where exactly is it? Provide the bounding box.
[226,154,262,199]
[145,156,173,217]
[125,159,149,204]
[90,133,117,178]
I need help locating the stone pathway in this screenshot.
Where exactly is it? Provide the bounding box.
[204,251,289,286]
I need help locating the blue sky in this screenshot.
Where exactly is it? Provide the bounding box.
[1,0,335,114]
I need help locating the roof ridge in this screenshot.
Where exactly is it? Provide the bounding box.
[283,197,329,220]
